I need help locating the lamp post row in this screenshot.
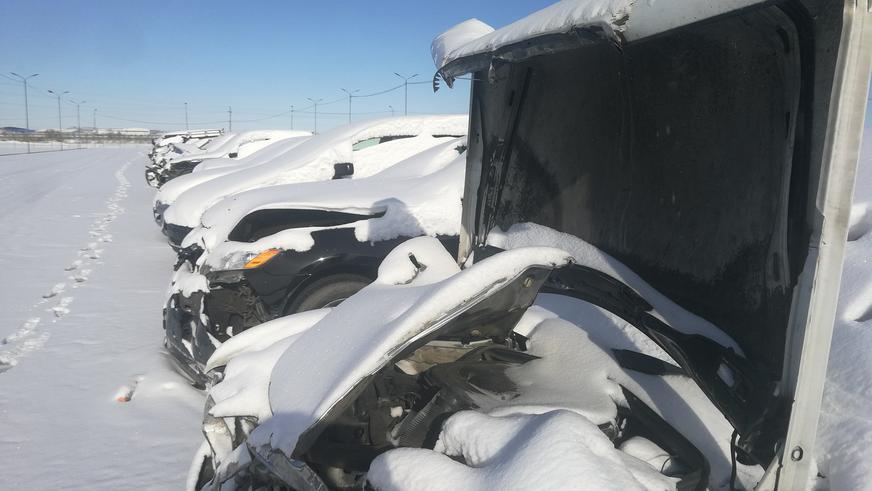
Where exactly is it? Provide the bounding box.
[11,70,425,139]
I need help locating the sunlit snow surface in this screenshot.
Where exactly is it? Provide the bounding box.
[813,125,872,490]
[0,145,203,488]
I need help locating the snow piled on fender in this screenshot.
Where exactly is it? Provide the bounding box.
[368,410,676,491]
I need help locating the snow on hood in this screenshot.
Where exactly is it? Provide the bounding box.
[165,130,305,165]
[207,308,332,421]
[433,0,767,72]
[487,222,741,352]
[368,410,677,491]
[153,135,311,207]
[163,115,468,228]
[182,138,467,269]
[211,238,571,457]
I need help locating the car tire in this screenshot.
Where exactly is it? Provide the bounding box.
[285,274,371,314]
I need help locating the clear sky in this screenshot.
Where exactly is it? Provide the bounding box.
[0,0,554,133]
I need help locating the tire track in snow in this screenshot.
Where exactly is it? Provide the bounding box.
[0,158,133,373]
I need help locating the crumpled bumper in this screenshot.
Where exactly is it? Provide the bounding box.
[163,291,216,388]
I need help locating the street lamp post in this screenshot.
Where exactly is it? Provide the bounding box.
[184,102,189,130]
[47,89,69,149]
[93,108,98,131]
[340,88,359,124]
[9,72,38,144]
[394,72,418,116]
[69,98,86,149]
[228,106,232,132]
[307,97,323,133]
[388,105,394,117]
[290,105,294,130]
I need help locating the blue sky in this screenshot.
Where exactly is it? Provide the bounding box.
[0,0,553,132]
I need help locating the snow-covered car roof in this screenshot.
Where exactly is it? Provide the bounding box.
[153,135,312,207]
[165,130,308,165]
[183,138,467,269]
[163,115,467,228]
[433,0,766,83]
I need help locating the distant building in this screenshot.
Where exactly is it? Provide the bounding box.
[0,127,35,134]
[118,128,150,136]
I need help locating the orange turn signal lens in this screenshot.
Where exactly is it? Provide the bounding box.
[243,249,281,269]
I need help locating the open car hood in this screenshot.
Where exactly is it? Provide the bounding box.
[235,238,571,459]
[435,0,871,487]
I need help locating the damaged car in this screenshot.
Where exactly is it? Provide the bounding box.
[187,0,872,489]
[159,115,467,247]
[165,138,467,387]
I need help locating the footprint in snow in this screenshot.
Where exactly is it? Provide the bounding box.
[42,283,66,299]
[65,260,82,271]
[1,317,41,345]
[71,269,92,284]
[50,297,74,318]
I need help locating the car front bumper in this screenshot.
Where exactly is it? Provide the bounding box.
[164,280,275,386]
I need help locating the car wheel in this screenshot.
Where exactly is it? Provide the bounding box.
[285,274,371,314]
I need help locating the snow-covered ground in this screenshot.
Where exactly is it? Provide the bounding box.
[814,123,872,490]
[0,146,203,488]
[0,123,869,488]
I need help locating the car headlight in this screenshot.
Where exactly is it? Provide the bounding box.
[220,249,281,271]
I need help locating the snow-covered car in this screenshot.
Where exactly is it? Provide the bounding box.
[187,0,872,489]
[164,138,467,386]
[152,134,312,225]
[147,130,308,188]
[148,129,223,167]
[159,115,467,247]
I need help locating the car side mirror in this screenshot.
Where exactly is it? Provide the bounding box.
[333,163,354,179]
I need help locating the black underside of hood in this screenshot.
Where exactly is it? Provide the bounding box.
[461,0,844,461]
[471,3,813,381]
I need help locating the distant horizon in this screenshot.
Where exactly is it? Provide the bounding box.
[0,1,554,133]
